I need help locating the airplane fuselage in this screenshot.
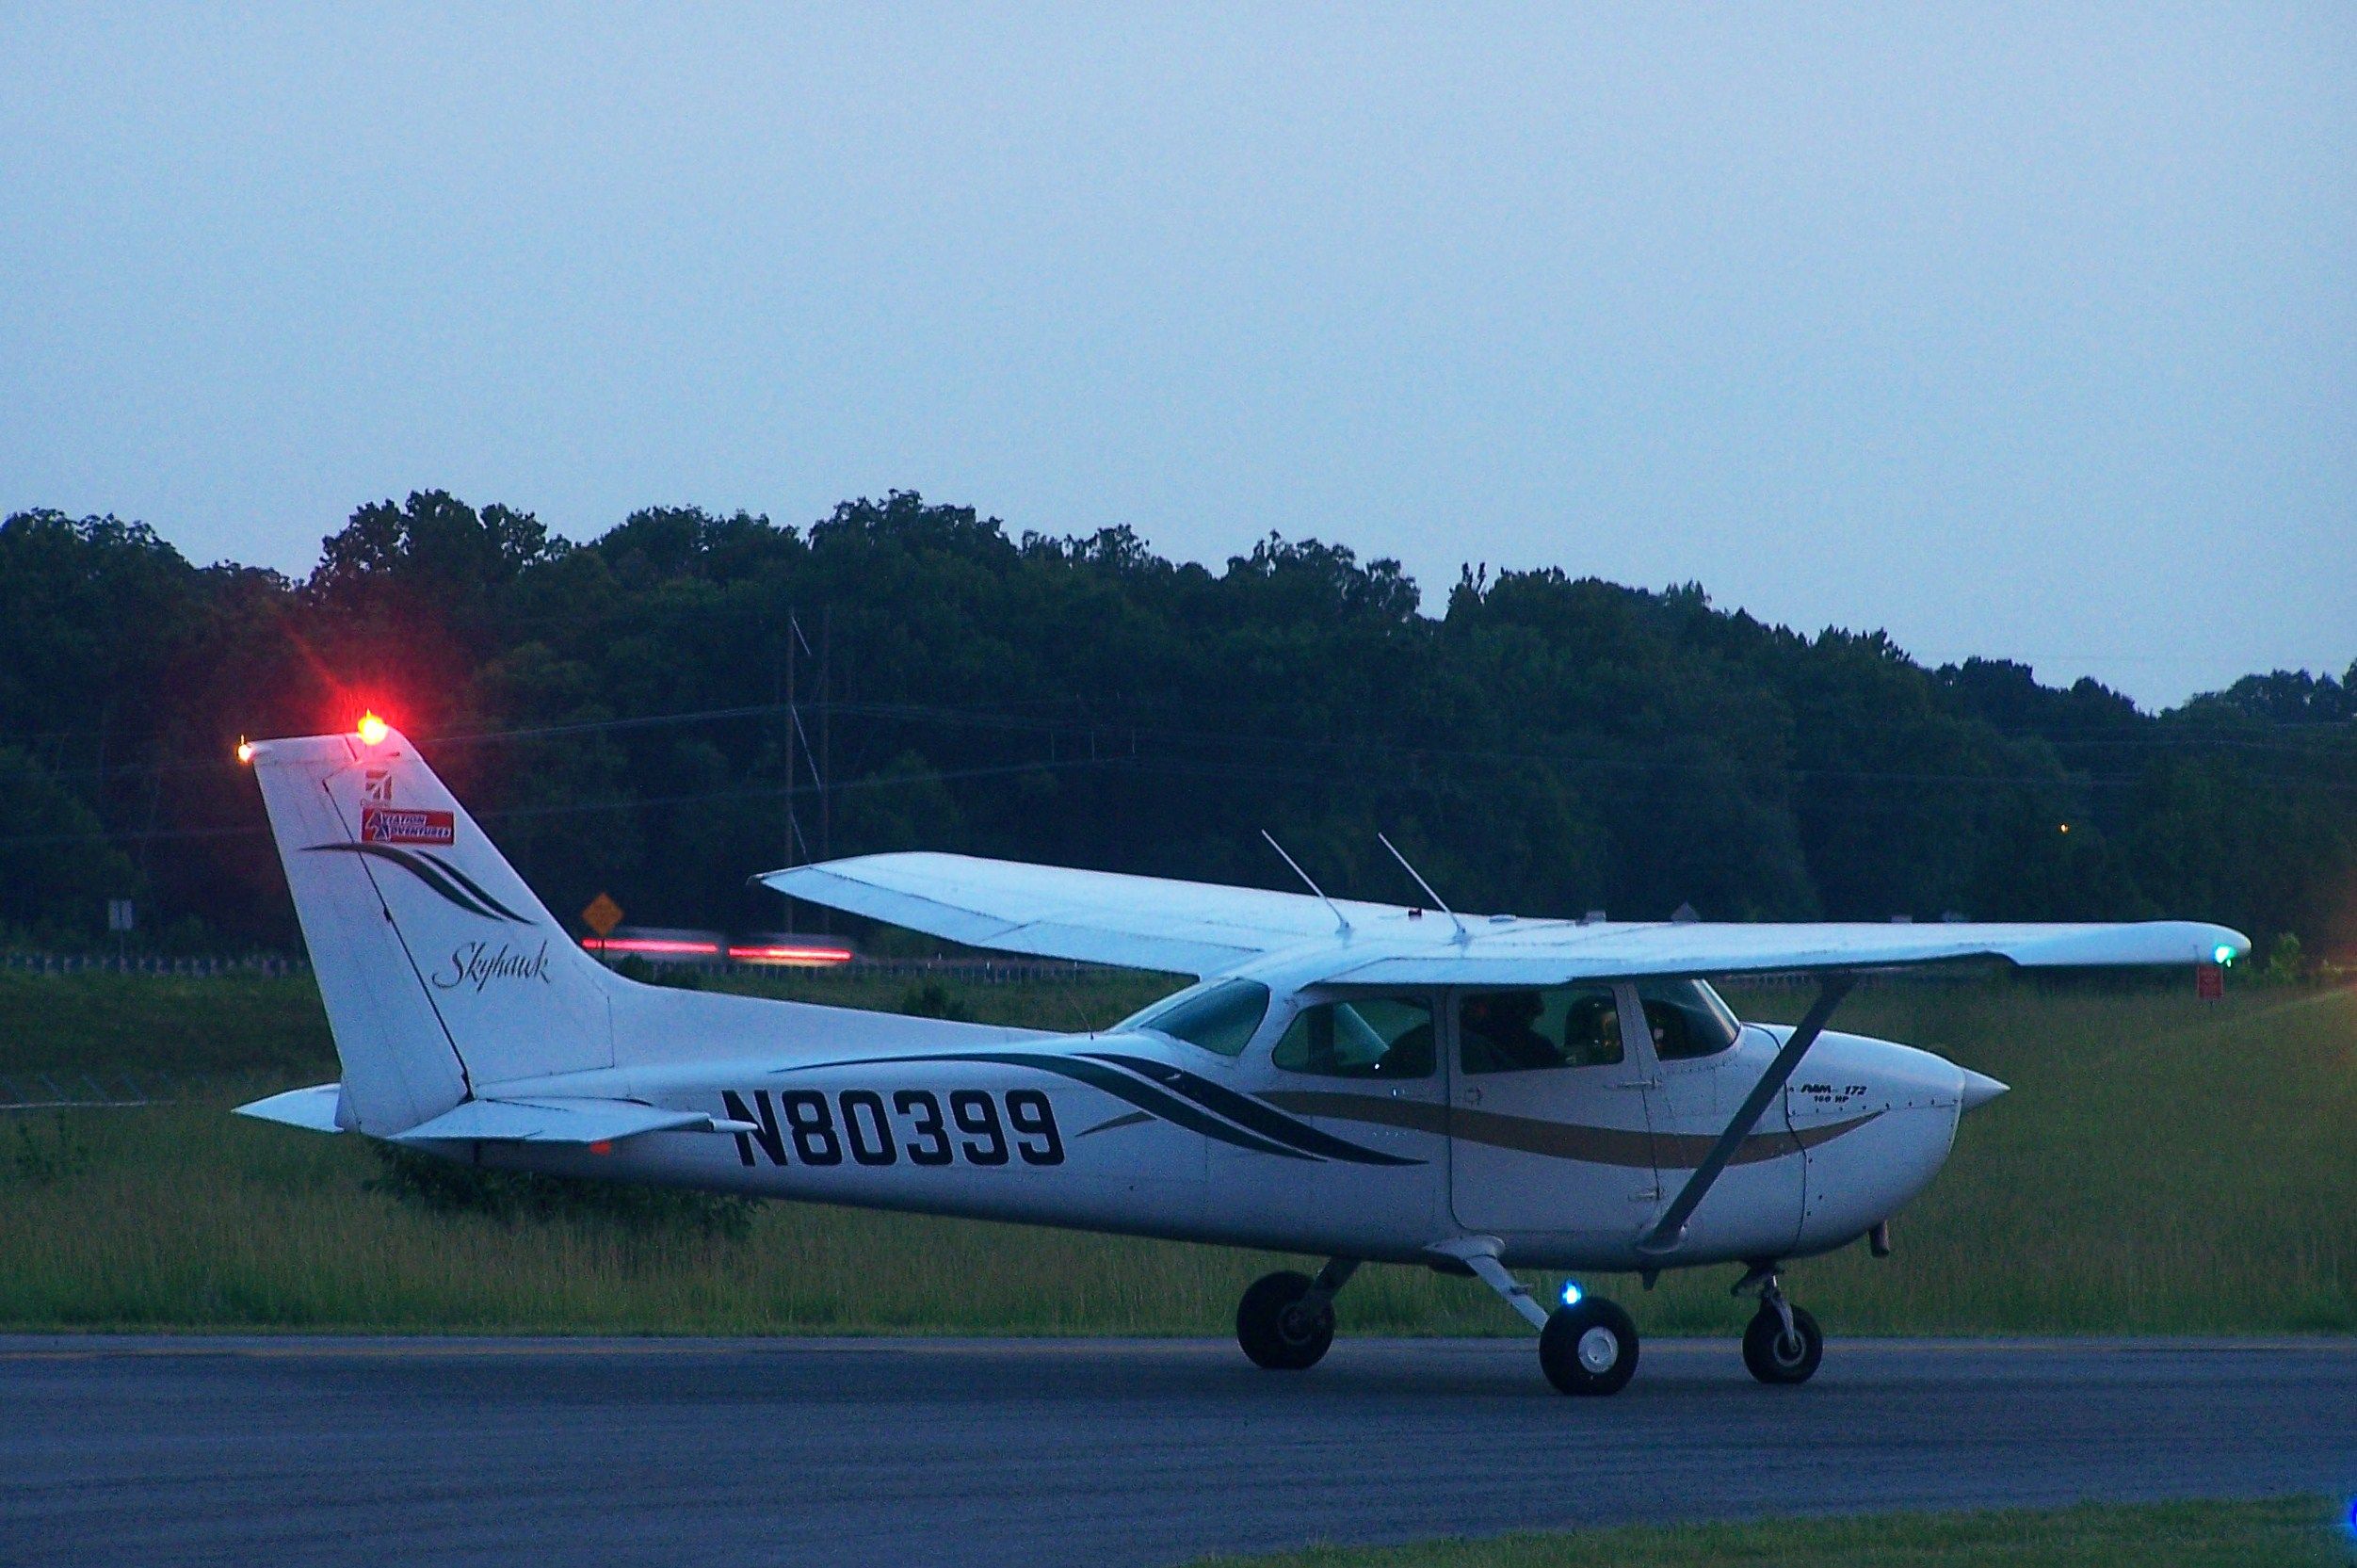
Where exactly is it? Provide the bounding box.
[468,1005,1980,1273]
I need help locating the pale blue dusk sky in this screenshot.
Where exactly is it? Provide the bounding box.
[3,5,2349,706]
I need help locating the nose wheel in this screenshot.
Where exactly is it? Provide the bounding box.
[1540,1297,1640,1396]
[1427,1238,1646,1396]
[1735,1266,1823,1385]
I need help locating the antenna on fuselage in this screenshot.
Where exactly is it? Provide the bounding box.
[1261,831,1351,936]
[1378,832,1471,946]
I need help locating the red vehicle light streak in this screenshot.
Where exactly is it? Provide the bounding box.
[727,944,854,966]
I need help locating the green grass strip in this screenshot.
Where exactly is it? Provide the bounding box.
[1186,1497,2352,1568]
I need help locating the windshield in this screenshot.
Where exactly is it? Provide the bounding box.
[1121,979,1272,1058]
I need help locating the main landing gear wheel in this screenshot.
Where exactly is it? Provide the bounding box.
[1742,1301,1823,1385]
[1236,1270,1335,1370]
[1539,1298,1639,1396]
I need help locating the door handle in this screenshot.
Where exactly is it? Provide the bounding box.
[1460,1088,1483,1106]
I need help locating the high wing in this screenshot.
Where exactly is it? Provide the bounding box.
[762,852,1389,976]
[1316,919,2247,987]
[760,851,2250,981]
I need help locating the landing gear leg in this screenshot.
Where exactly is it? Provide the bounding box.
[1236,1257,1356,1370]
[1432,1238,1639,1396]
[1735,1263,1823,1385]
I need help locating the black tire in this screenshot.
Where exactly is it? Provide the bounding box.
[1742,1302,1823,1385]
[1235,1270,1335,1370]
[1539,1298,1640,1396]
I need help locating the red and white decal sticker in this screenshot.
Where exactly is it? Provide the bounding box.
[362,768,394,804]
[361,806,455,846]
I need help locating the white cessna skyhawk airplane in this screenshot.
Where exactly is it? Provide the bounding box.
[237,719,2247,1394]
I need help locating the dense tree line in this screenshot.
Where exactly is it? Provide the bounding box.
[1,493,2350,964]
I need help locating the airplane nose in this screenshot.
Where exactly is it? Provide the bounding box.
[1958,1068,2010,1112]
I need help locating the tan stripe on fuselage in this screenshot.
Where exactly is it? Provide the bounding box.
[1257,1091,1882,1170]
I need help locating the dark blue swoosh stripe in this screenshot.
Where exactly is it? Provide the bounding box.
[417,853,531,924]
[1083,1052,1423,1167]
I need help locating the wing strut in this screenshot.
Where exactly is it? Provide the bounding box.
[1638,971,1856,1257]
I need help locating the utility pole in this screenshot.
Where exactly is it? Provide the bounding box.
[774,607,826,932]
[817,604,832,931]
[782,608,797,933]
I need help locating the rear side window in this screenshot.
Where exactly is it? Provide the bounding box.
[1271,996,1434,1078]
[1128,979,1271,1058]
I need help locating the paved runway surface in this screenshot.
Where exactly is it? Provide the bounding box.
[5,1334,2352,1566]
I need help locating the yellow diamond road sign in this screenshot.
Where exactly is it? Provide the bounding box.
[582,893,624,939]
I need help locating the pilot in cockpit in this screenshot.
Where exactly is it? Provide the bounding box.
[1461,988,1625,1072]
[1461,991,1558,1072]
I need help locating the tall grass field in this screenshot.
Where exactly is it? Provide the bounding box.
[0,966,2350,1335]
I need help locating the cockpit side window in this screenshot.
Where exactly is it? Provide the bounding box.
[1458,986,1623,1075]
[1125,978,1271,1058]
[1271,996,1434,1079]
[1637,978,1742,1060]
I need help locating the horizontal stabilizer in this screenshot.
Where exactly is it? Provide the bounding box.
[234,1083,345,1134]
[391,1096,749,1146]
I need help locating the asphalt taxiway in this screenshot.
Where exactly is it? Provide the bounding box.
[3,1334,2351,1566]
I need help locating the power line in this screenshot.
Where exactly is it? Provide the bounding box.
[9,717,2357,853]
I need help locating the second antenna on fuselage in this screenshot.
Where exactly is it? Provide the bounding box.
[1378,832,1472,944]
[1259,831,1352,936]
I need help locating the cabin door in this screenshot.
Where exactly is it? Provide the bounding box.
[1447,983,1659,1239]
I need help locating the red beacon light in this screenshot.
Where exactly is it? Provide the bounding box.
[356,711,390,747]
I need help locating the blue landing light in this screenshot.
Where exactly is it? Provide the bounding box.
[1559,1280,1584,1308]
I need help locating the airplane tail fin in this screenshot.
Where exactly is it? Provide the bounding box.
[245,723,616,1135]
